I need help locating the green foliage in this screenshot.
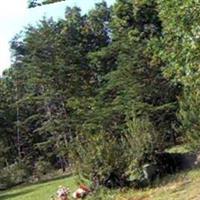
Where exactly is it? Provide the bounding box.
[71,0,180,186]
[0,0,188,189]
[34,159,53,178]
[0,162,31,189]
[0,1,112,180]
[157,0,200,151]
[125,113,158,173]
[179,83,200,151]
[74,131,130,186]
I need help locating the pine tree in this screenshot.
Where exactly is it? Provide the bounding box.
[75,0,180,185]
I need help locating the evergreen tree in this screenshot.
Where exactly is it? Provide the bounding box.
[75,0,180,185]
[4,2,112,174]
[0,0,189,188]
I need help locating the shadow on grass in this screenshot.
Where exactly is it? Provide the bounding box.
[32,173,73,186]
[0,188,35,200]
[10,173,73,190]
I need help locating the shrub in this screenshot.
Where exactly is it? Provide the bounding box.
[34,159,53,179]
[0,162,30,189]
[74,112,159,188]
[124,112,159,183]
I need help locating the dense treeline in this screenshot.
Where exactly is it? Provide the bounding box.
[0,0,199,189]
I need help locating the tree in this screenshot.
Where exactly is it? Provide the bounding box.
[5,2,112,173]
[157,0,200,150]
[0,0,187,188]
[75,0,180,186]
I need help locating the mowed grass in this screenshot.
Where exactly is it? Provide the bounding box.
[0,176,77,200]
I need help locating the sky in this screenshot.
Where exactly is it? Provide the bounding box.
[0,0,115,75]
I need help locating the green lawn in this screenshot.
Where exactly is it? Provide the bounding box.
[0,176,77,200]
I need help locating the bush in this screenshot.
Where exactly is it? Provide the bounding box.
[74,112,159,188]
[124,113,159,183]
[0,162,30,189]
[34,159,53,179]
[74,132,130,188]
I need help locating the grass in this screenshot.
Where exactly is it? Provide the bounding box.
[114,167,200,200]
[1,167,200,200]
[114,144,200,200]
[1,144,200,200]
[0,176,77,200]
